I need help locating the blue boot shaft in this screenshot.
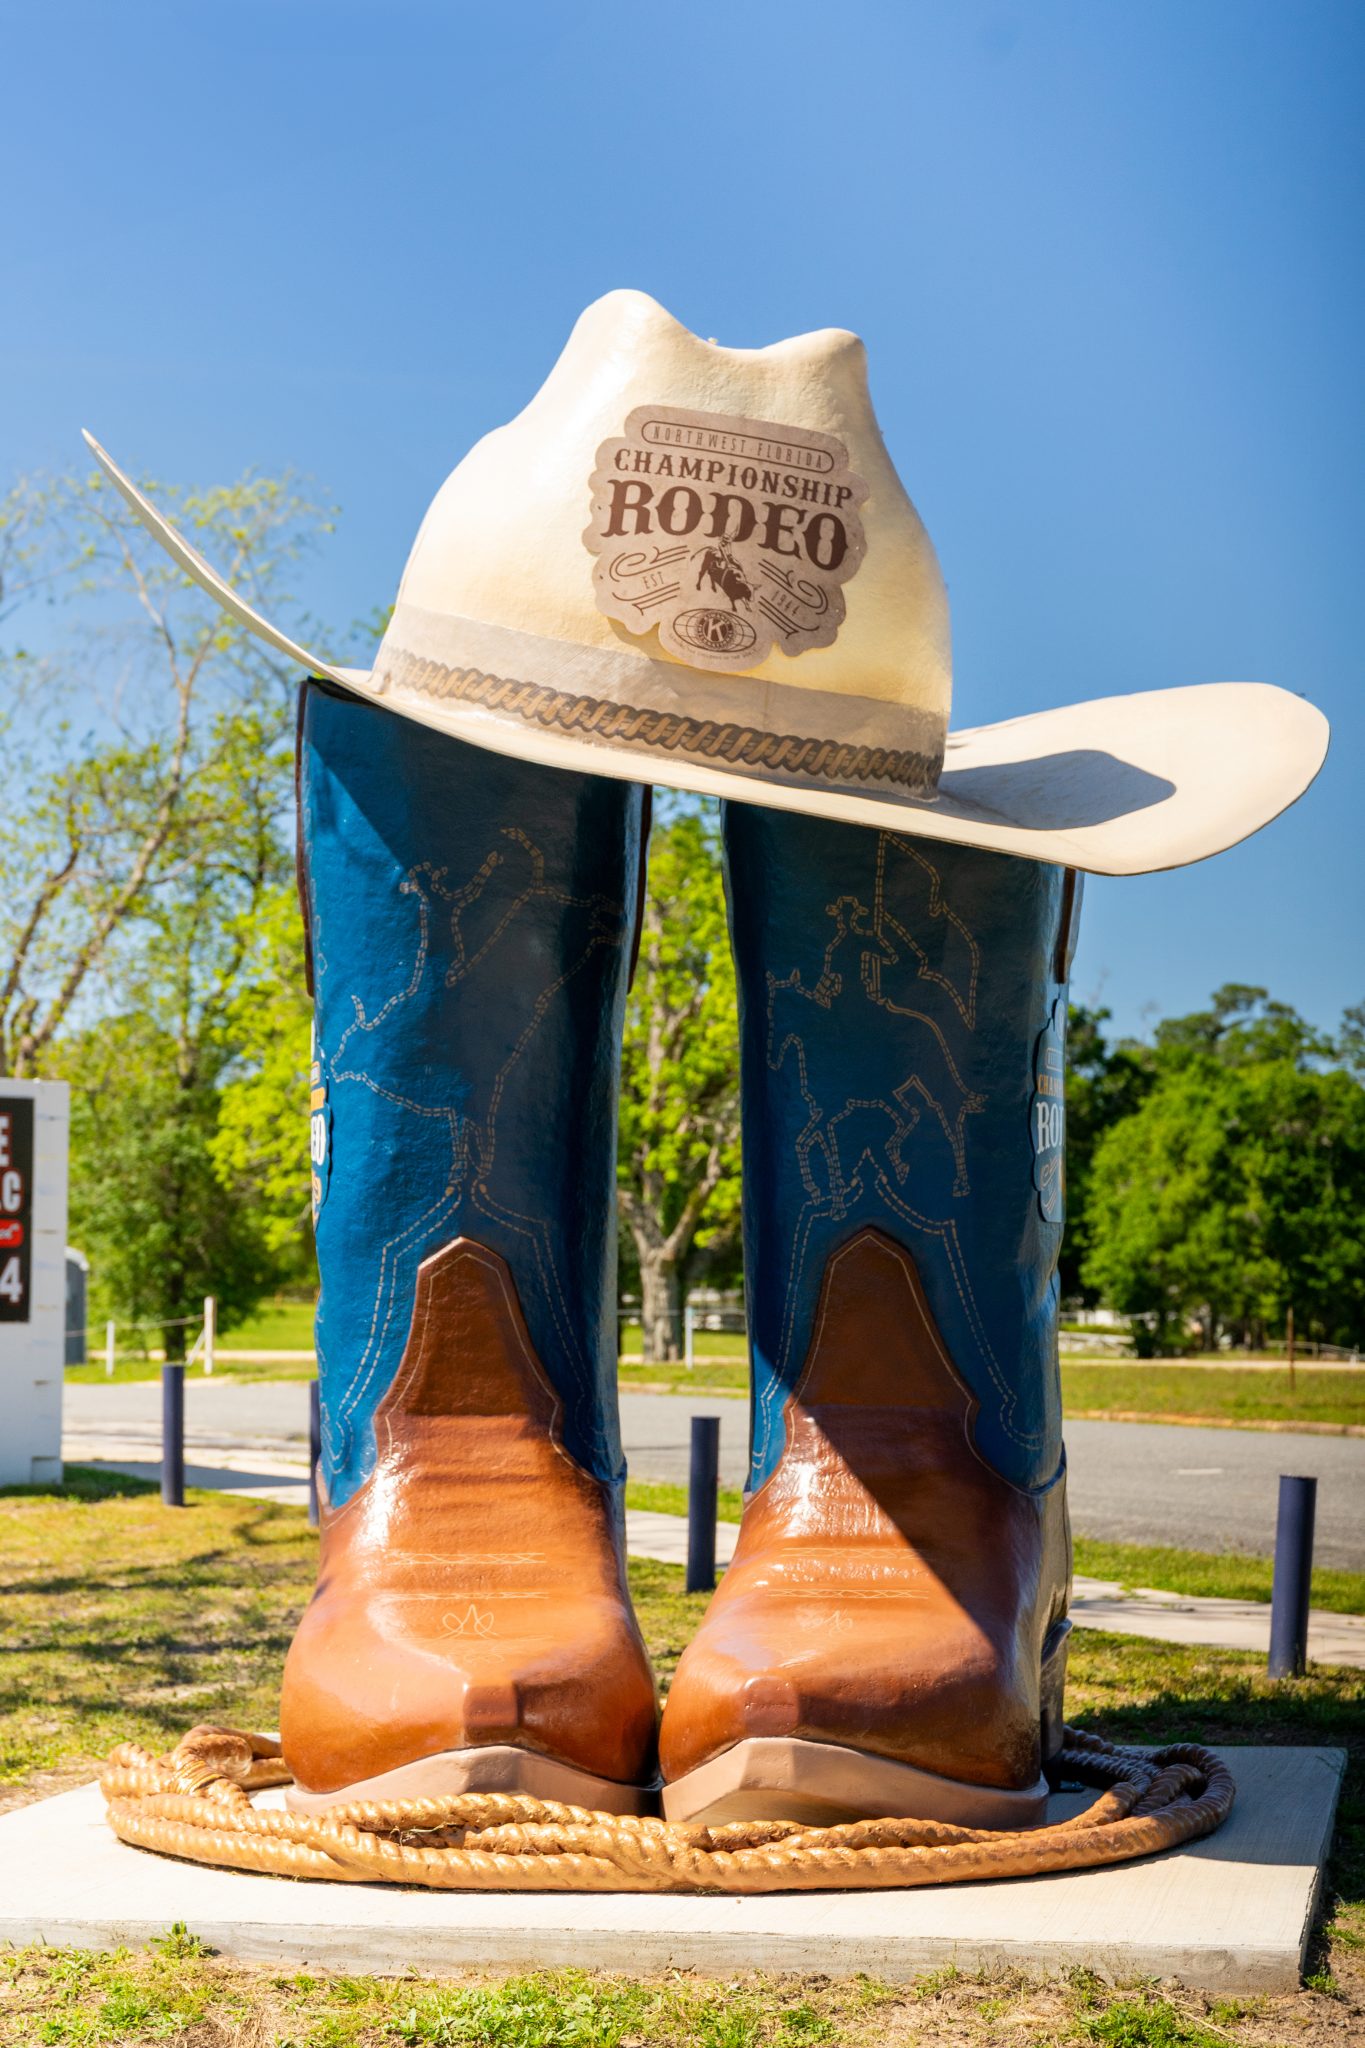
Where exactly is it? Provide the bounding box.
[299,681,645,1507]
[722,802,1077,1495]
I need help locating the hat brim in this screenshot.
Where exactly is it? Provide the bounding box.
[85,431,1329,878]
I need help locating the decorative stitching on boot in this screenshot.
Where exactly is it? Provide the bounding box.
[758,833,1044,1457]
[318,832,630,1486]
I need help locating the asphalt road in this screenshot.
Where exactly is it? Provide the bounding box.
[62,1380,1365,1569]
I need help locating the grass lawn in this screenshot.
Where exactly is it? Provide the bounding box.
[64,1352,321,1385]
[621,1319,749,1358]
[65,1301,319,1381]
[1063,1362,1365,1431]
[618,1359,1365,1428]
[0,1469,1362,2044]
[619,1354,750,1394]
[623,1360,1365,1427]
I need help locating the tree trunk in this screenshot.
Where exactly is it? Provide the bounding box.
[638,1245,682,1364]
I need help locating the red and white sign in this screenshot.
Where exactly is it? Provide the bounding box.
[0,1098,34,1321]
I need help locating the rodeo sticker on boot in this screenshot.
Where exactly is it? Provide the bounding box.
[585,405,869,670]
[1031,996,1066,1225]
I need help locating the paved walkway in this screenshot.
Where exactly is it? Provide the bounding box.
[621,1509,1365,1668]
[1063,1573,1365,1667]
[64,1379,1365,1564]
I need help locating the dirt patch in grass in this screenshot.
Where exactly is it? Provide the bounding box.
[2,1949,1362,2047]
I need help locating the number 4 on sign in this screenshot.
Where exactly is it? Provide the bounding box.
[0,1255,22,1304]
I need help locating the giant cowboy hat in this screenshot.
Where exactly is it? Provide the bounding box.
[84,289,1327,875]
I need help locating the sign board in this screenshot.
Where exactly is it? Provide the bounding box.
[0,1096,36,1321]
[0,1081,69,1488]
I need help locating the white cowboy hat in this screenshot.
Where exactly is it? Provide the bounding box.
[84,289,1327,876]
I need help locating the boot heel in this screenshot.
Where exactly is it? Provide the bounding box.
[661,1736,1049,1829]
[287,1744,659,1817]
[1040,1617,1072,1764]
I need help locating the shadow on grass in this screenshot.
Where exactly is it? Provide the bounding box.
[0,1464,159,1503]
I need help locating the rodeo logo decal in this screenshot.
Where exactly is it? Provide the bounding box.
[1030,995,1066,1225]
[585,405,869,671]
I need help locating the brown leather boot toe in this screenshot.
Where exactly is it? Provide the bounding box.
[658,1231,1070,1827]
[281,1239,659,1813]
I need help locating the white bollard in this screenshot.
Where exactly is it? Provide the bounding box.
[203,1295,216,1376]
[105,1319,116,1377]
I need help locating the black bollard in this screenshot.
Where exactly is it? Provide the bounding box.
[686,1414,721,1593]
[308,1380,321,1529]
[1268,1473,1317,1678]
[161,1362,185,1508]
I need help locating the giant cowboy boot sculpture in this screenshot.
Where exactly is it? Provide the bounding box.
[88,288,1326,1840]
[659,809,1082,1826]
[280,680,657,1813]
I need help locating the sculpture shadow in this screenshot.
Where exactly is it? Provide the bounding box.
[935,748,1176,830]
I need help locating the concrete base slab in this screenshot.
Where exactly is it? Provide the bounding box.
[0,1748,1342,1991]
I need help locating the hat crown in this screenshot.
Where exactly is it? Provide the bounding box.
[391,290,952,756]
[81,294,1329,882]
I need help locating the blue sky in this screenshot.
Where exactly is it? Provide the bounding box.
[3,0,1360,1041]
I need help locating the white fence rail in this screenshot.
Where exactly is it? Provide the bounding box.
[70,1298,219,1375]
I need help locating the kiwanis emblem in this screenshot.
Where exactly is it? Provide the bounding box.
[585,405,869,671]
[309,1030,331,1224]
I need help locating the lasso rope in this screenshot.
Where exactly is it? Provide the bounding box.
[99,1725,1234,1893]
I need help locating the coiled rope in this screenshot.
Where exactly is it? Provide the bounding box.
[99,1725,1234,1893]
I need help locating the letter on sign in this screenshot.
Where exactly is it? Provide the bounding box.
[0,1098,34,1320]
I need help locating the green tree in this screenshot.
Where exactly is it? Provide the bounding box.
[0,462,328,1075]
[1,460,332,1345]
[1082,992,1365,1353]
[210,881,314,1276]
[52,710,301,1354]
[1151,981,1334,1069]
[1338,1001,1365,1079]
[1061,1003,1153,1300]
[617,800,741,1361]
[56,1013,281,1356]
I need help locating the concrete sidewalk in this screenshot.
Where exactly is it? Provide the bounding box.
[1064,1573,1365,1667]
[622,1509,1365,1668]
